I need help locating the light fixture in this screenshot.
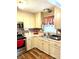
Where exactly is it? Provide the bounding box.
[17,0,28,9]
[43,8,52,13]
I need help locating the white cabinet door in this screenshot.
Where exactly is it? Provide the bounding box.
[42,40,49,54]
[26,39,32,50]
[49,41,55,57]
[48,39,60,59]
[31,37,38,48]
[36,38,43,51]
[54,7,61,29]
[35,12,42,28]
[31,37,43,50]
[53,44,60,59]
[27,37,60,59]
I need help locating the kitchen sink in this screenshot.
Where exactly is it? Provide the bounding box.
[49,35,61,40]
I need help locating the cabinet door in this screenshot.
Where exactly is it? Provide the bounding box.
[54,7,61,29]
[53,44,60,59]
[36,38,43,51]
[35,12,42,28]
[42,40,49,54]
[49,41,55,57]
[31,37,42,50]
[31,37,38,48]
[26,39,32,50]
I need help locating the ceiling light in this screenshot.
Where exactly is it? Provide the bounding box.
[43,8,52,13]
[17,0,28,9]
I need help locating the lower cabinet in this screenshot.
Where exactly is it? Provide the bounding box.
[53,44,60,59]
[28,37,43,51]
[49,41,55,57]
[42,40,49,54]
[37,39,43,51]
[31,37,38,48]
[26,37,60,59]
[26,39,31,50]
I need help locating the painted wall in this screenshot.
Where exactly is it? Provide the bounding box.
[17,10,36,29]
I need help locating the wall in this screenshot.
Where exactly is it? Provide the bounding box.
[17,10,36,29]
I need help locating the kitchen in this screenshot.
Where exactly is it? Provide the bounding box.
[17,0,61,59]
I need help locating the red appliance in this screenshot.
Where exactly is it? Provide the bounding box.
[17,38,25,48]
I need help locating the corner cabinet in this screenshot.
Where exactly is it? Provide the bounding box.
[26,37,60,59]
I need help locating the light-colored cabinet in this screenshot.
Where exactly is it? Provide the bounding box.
[26,38,32,50]
[54,7,61,29]
[53,44,60,59]
[26,37,60,59]
[35,12,42,28]
[48,39,60,59]
[42,40,49,54]
[49,40,55,57]
[31,37,38,48]
[17,10,36,29]
[31,37,42,50]
[37,38,43,51]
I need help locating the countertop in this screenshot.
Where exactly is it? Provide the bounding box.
[30,36,61,47]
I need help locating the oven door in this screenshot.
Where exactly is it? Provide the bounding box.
[17,39,25,49]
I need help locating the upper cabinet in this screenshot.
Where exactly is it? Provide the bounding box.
[17,6,61,29]
[54,7,61,29]
[35,12,42,28]
[17,10,36,29]
[39,7,61,29]
[34,9,54,28]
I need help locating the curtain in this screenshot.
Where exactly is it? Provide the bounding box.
[43,16,54,25]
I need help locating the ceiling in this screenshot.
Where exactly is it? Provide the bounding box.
[17,0,61,13]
